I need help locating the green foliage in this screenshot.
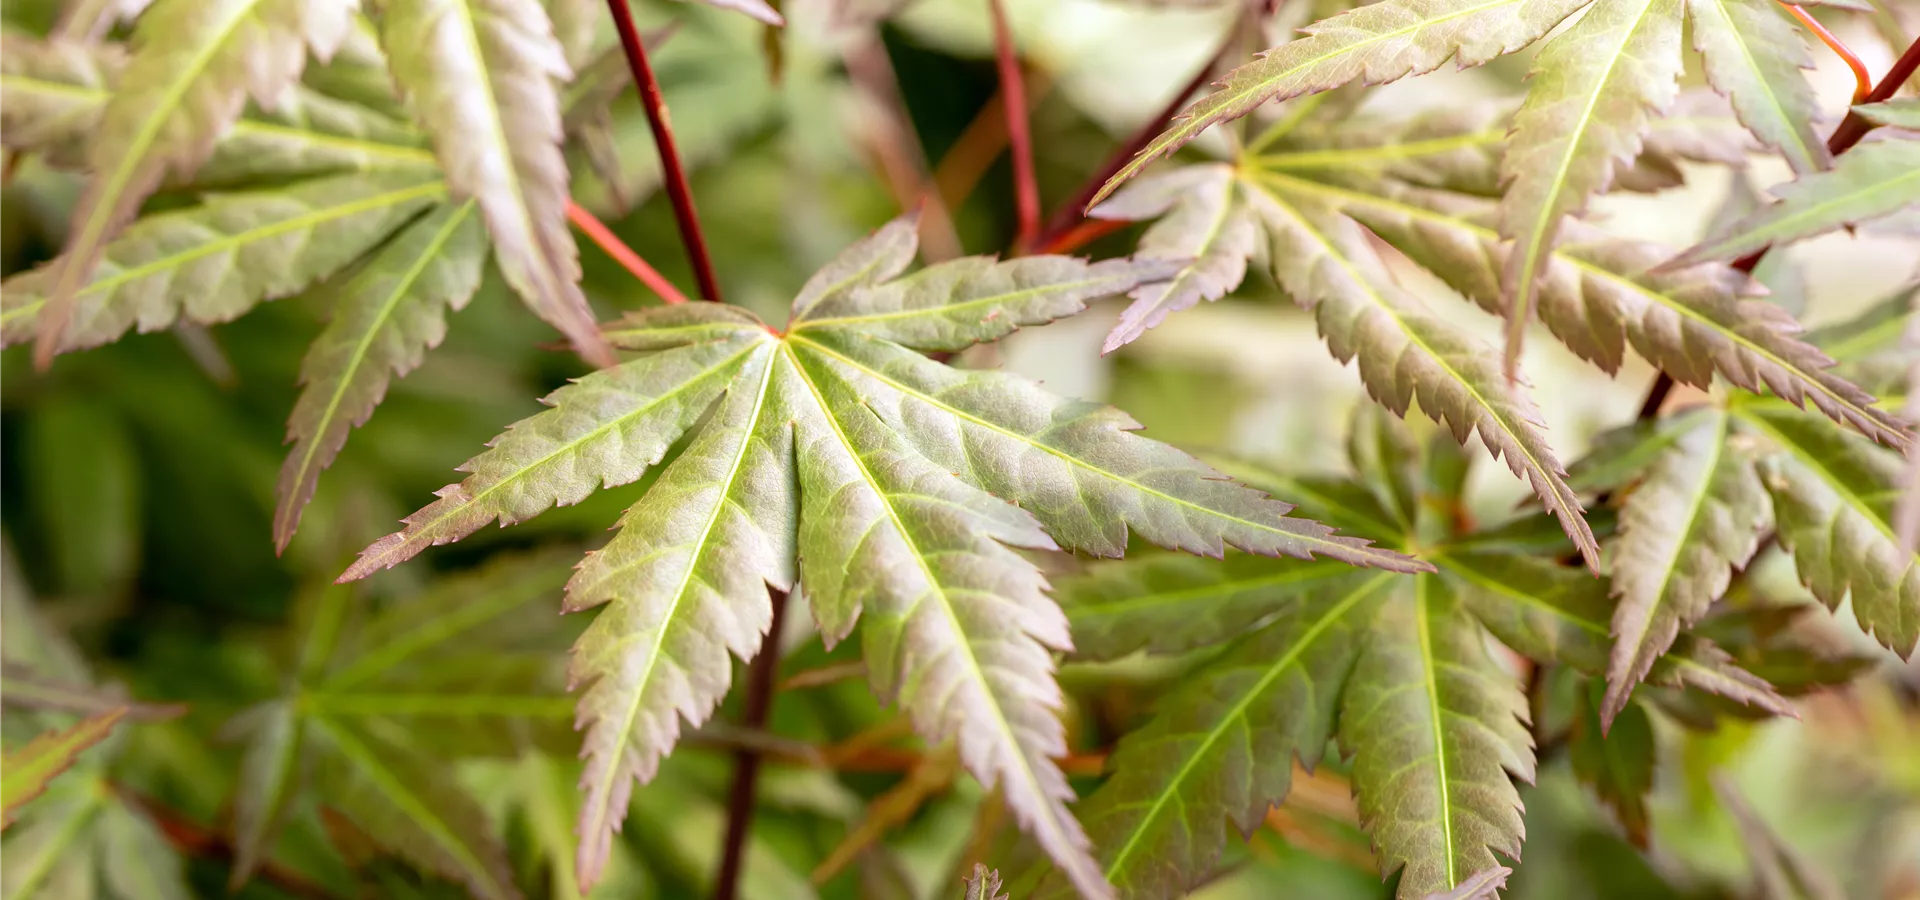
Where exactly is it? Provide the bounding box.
[3,0,1917,898]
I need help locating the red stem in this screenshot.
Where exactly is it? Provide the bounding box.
[1029,25,1237,252]
[566,200,691,305]
[713,590,790,900]
[606,0,725,303]
[1639,34,1920,420]
[988,0,1041,250]
[1779,3,1872,103]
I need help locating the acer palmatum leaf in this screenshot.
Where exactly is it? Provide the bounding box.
[1091,0,1595,206]
[1061,553,1357,661]
[1686,0,1829,174]
[274,202,488,553]
[1604,408,1771,725]
[1422,866,1514,900]
[1498,0,1685,379]
[343,218,1420,894]
[377,0,614,367]
[1668,136,1920,268]
[33,0,360,368]
[1853,98,1920,129]
[964,865,1009,900]
[2,173,443,357]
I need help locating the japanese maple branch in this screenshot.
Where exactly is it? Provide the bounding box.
[1636,33,1920,421]
[1780,3,1873,103]
[566,200,691,305]
[988,0,1042,249]
[606,0,725,303]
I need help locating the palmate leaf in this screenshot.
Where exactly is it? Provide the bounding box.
[226,552,578,894]
[273,201,488,552]
[377,0,615,367]
[1854,98,1920,129]
[1498,0,1684,376]
[339,218,1424,896]
[33,0,362,367]
[1603,407,1771,722]
[1669,134,1920,267]
[1040,412,1788,899]
[1,709,127,830]
[1089,165,1261,353]
[1,172,445,356]
[1088,0,1596,204]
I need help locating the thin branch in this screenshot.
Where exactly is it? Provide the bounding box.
[988,0,1041,249]
[1035,217,1131,255]
[1030,25,1238,252]
[1779,3,1872,103]
[712,589,790,900]
[566,199,691,305]
[929,73,1057,210]
[605,0,725,303]
[1638,33,1920,421]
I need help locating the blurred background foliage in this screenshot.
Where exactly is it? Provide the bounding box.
[2,0,1917,897]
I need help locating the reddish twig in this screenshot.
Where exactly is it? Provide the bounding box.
[565,200,691,305]
[1035,217,1131,255]
[606,0,725,303]
[988,0,1041,250]
[1030,26,1237,252]
[1639,34,1920,421]
[1779,3,1873,103]
[713,590,790,900]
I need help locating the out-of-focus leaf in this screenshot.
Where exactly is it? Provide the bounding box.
[1670,136,1920,267]
[965,864,1009,900]
[1569,685,1653,843]
[1853,97,1920,129]
[1059,554,1356,661]
[1,709,126,830]
[1713,776,1843,900]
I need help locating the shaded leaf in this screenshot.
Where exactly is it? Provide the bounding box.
[1569,684,1654,842]
[1059,553,1357,661]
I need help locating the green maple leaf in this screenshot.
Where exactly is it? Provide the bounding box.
[226,551,581,899]
[336,217,1425,897]
[1670,133,1920,267]
[1035,407,1786,899]
[1,710,127,831]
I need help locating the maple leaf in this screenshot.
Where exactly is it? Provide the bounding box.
[337,216,1425,896]
[1670,133,1920,267]
[1035,407,1786,899]
[1,710,127,831]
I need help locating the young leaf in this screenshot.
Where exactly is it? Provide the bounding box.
[1686,0,1828,174]
[274,201,488,552]
[377,0,615,367]
[1604,408,1771,723]
[2,173,445,357]
[1046,572,1388,899]
[34,0,361,367]
[1091,0,1596,204]
[1,710,127,830]
[1669,136,1920,267]
[1498,0,1685,376]
[344,219,1420,894]
[1343,578,1534,899]
[965,865,1010,900]
[1244,185,1599,568]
